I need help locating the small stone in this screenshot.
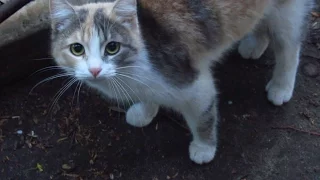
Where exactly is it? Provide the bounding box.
[302,63,319,77]
[228,101,233,105]
[61,160,75,172]
[62,164,72,170]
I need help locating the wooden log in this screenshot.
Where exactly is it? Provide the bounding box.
[0,0,50,48]
[0,0,33,23]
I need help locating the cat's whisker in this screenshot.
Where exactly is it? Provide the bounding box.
[118,71,166,87]
[72,81,81,107]
[109,78,122,118]
[76,81,83,107]
[29,73,75,95]
[110,77,126,109]
[115,76,142,103]
[116,73,164,97]
[30,66,75,77]
[113,77,134,108]
[114,77,136,106]
[47,78,78,118]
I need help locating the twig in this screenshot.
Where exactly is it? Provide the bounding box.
[272,126,320,137]
[0,116,20,120]
[166,116,189,131]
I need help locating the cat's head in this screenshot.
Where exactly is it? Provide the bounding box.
[50,0,147,81]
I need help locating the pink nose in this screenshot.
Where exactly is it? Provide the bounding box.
[89,68,102,77]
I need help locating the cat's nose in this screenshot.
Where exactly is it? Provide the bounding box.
[89,67,102,77]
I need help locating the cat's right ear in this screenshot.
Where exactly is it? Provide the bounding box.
[49,0,74,32]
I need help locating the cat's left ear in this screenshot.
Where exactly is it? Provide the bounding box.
[49,0,75,32]
[113,0,138,29]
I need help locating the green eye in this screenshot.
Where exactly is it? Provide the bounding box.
[70,43,85,56]
[105,42,120,55]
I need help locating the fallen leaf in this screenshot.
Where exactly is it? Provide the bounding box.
[57,137,68,143]
[36,163,43,172]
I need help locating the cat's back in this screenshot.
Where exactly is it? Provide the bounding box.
[138,0,273,50]
[138,0,313,58]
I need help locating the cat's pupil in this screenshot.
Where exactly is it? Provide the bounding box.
[107,42,117,51]
[105,42,120,55]
[73,44,83,53]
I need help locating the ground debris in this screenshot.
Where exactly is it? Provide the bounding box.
[62,160,76,172]
[272,126,320,137]
[299,109,316,125]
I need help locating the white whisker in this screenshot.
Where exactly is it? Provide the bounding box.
[72,81,81,106]
[114,77,136,106]
[115,76,142,103]
[29,73,75,95]
[113,77,133,108]
[77,82,83,107]
[47,78,78,118]
[111,77,126,109]
[116,73,163,97]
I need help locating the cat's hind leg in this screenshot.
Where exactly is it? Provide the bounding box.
[126,102,159,127]
[238,23,269,60]
[266,2,309,106]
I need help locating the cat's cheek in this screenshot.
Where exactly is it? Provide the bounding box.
[74,62,91,79]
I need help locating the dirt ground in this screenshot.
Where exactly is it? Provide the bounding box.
[0,6,320,180]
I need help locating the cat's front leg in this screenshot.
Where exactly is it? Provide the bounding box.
[126,102,159,127]
[180,80,219,164]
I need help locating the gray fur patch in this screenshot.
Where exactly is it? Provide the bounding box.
[137,5,198,87]
[93,9,138,67]
[197,100,218,145]
[52,8,88,41]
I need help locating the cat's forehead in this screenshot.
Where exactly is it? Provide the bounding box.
[76,3,115,25]
[70,3,129,42]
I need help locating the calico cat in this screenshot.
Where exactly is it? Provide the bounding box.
[49,0,313,164]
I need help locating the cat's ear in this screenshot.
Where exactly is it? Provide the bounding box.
[49,0,74,31]
[113,0,138,29]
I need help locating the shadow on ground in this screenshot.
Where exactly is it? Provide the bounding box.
[0,16,320,180]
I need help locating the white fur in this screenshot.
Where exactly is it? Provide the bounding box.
[189,140,216,165]
[126,102,159,127]
[238,32,269,59]
[264,0,307,106]
[239,0,310,105]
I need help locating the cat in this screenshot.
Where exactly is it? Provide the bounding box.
[49,0,313,164]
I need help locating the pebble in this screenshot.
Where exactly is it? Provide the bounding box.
[61,160,76,172]
[302,63,319,77]
[110,173,114,180]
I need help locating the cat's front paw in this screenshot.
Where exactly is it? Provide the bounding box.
[126,103,159,128]
[266,79,293,106]
[189,141,216,165]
